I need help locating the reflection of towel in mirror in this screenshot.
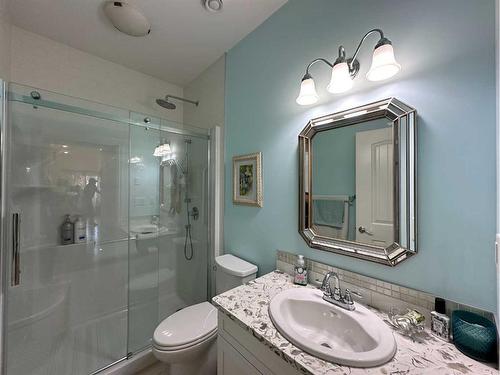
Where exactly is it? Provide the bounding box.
[313,199,344,228]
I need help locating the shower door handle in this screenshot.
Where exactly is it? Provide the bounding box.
[11,213,21,286]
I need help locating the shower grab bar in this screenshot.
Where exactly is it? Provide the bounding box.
[11,213,21,286]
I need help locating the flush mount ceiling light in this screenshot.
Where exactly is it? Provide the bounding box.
[296,29,401,105]
[203,0,223,12]
[103,1,151,37]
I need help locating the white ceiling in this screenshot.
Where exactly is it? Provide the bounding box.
[8,0,288,85]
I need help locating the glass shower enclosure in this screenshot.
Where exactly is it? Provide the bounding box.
[0,83,211,375]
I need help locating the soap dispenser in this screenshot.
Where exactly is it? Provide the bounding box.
[61,215,74,245]
[74,216,87,244]
[294,255,308,286]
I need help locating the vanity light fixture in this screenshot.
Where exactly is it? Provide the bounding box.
[153,143,172,157]
[296,29,401,105]
[296,73,320,105]
[326,47,353,94]
[129,156,142,164]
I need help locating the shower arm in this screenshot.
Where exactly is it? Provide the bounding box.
[165,95,199,107]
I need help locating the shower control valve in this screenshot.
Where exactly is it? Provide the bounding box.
[190,207,199,221]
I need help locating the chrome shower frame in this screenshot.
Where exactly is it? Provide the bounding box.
[0,82,216,375]
[0,79,7,375]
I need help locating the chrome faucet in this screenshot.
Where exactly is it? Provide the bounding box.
[320,271,362,311]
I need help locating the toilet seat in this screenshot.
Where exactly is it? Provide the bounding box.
[152,329,217,369]
[153,329,217,352]
[154,329,217,351]
[153,302,217,351]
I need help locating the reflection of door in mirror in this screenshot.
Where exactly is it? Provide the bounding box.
[355,127,393,246]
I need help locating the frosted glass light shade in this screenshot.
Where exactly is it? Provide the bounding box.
[326,62,353,94]
[153,143,172,157]
[366,43,401,82]
[296,78,319,105]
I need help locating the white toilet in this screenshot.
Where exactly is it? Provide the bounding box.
[152,254,258,375]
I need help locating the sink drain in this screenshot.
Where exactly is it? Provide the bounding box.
[320,342,332,349]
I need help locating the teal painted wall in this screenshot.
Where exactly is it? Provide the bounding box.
[224,0,497,311]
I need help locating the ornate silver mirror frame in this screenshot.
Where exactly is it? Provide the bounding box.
[299,98,417,266]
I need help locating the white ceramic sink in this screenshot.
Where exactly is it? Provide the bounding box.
[269,288,396,367]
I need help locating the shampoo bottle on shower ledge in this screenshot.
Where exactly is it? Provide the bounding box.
[61,214,74,245]
[74,216,87,244]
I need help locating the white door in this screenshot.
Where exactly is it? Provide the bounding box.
[356,127,394,246]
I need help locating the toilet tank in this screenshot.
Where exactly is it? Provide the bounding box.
[215,254,258,295]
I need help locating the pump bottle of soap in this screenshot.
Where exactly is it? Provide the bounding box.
[74,216,87,244]
[294,255,308,286]
[61,215,74,245]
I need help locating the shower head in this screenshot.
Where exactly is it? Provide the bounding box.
[156,98,176,110]
[156,94,199,110]
[164,158,186,175]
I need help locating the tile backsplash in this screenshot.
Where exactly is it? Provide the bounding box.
[276,250,494,327]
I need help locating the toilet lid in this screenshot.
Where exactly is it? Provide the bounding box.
[153,302,217,349]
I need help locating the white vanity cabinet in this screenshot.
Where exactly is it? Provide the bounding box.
[217,335,262,375]
[217,312,302,375]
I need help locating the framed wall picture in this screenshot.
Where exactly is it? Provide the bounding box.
[232,152,263,207]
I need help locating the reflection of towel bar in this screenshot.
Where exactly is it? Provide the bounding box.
[313,194,356,205]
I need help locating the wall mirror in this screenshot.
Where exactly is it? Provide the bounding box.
[299,98,417,266]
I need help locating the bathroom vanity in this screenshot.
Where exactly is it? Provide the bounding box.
[212,271,496,375]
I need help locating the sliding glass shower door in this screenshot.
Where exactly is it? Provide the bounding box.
[2,84,211,375]
[128,115,161,354]
[127,115,210,354]
[156,124,210,319]
[4,85,130,374]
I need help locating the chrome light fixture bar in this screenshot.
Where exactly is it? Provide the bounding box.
[296,29,401,105]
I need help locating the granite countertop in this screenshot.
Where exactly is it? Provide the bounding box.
[212,271,497,375]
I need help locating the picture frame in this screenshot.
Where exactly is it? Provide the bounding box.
[232,152,263,207]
